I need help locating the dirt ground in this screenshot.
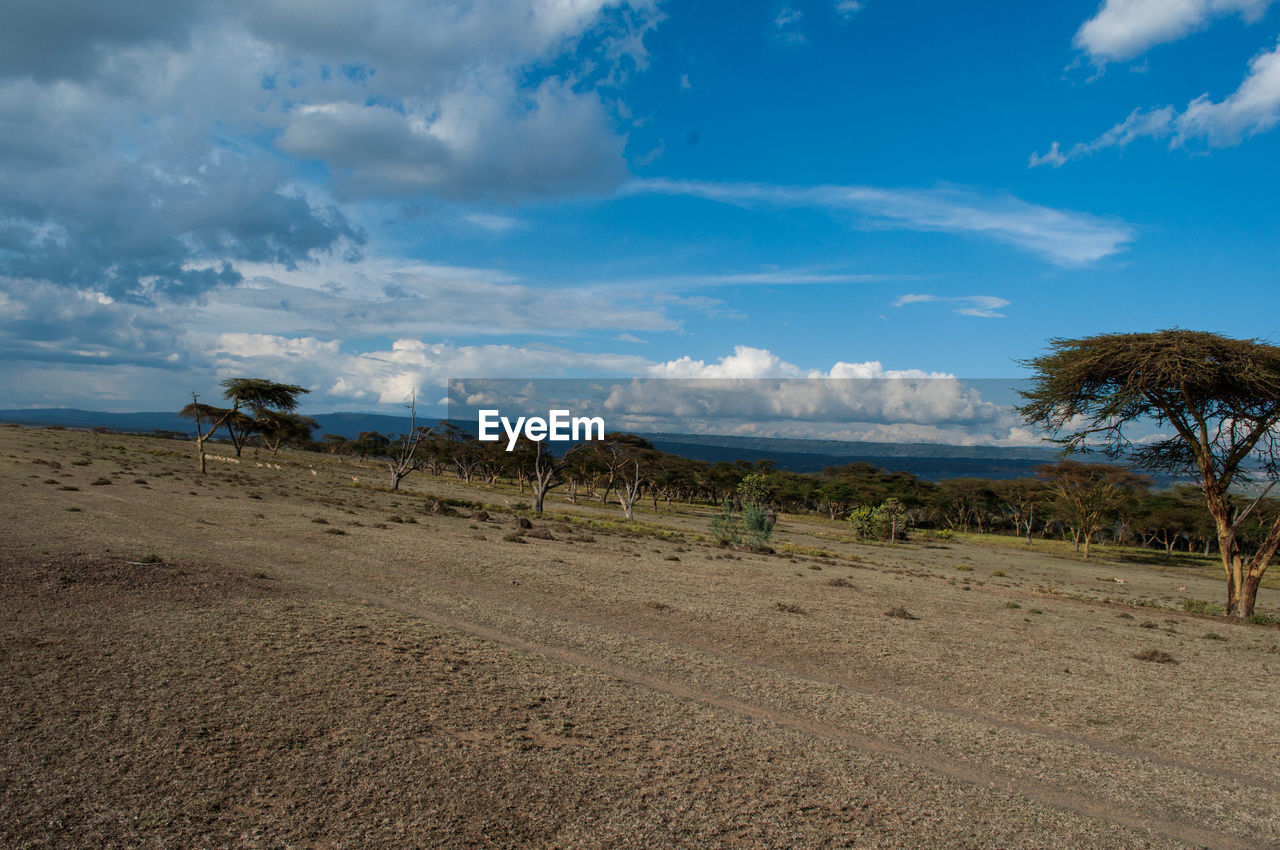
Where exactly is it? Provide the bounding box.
[2,425,1278,848]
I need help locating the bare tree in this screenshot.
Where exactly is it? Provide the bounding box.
[617,458,644,521]
[528,439,585,516]
[387,390,434,492]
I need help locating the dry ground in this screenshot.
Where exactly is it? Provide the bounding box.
[2,425,1279,848]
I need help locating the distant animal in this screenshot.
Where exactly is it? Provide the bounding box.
[1113,577,1126,585]
[310,469,317,476]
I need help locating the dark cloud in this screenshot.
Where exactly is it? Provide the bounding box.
[0,0,201,82]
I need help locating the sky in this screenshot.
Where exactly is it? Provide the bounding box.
[2,0,1279,441]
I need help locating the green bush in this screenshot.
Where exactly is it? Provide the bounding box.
[710,499,742,547]
[1182,599,1226,616]
[847,498,910,542]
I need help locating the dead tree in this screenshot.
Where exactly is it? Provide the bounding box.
[388,390,434,492]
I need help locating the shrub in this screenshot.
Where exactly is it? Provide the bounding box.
[1183,599,1226,616]
[709,499,742,547]
[847,498,910,542]
[742,503,773,545]
[991,570,1007,577]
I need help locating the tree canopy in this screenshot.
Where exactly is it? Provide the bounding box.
[1019,329,1280,615]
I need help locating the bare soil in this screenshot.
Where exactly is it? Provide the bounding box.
[2,426,1279,848]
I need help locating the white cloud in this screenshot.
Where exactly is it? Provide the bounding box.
[647,345,807,379]
[1034,39,1280,163]
[209,334,653,406]
[626,179,1134,266]
[463,212,522,232]
[1075,0,1276,62]
[892,294,1010,318]
[1177,38,1280,143]
[277,75,628,201]
[197,255,679,338]
[772,6,807,45]
[834,1,863,20]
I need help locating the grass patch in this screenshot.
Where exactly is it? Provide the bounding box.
[1182,599,1226,616]
[884,606,919,620]
[1133,649,1177,664]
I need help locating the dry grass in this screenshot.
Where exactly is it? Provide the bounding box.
[1,426,1279,848]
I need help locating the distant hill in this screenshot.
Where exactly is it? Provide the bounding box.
[0,407,1066,481]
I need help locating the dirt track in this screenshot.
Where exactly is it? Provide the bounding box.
[2,427,1279,847]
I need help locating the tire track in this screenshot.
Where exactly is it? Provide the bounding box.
[78,486,1271,849]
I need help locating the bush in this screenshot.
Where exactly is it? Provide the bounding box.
[742,503,773,545]
[1182,599,1226,616]
[710,499,742,547]
[847,498,910,542]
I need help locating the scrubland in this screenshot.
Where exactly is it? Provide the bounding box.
[2,425,1278,848]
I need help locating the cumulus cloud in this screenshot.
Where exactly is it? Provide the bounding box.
[0,0,659,313]
[447,346,1036,444]
[276,76,627,200]
[209,334,653,406]
[626,179,1134,266]
[1033,39,1280,164]
[1075,0,1276,62]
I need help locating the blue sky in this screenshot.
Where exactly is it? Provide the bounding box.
[2,0,1279,441]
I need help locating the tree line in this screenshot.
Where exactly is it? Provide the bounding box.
[183,327,1280,618]
[198,398,1274,565]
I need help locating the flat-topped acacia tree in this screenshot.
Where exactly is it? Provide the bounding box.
[1018,329,1280,616]
[180,378,309,473]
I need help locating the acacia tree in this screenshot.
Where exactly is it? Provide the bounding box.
[995,479,1046,544]
[1019,330,1280,615]
[257,411,319,455]
[179,378,309,473]
[527,438,585,516]
[1036,461,1146,559]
